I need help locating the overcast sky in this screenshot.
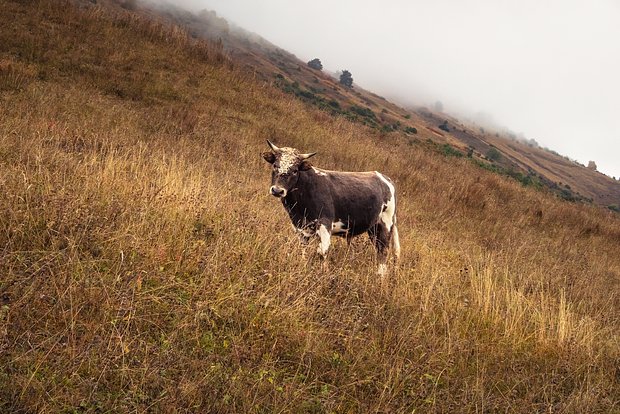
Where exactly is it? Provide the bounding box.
[177,0,620,178]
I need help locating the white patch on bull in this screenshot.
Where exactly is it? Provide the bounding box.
[375,172,396,232]
[312,167,328,176]
[317,224,331,257]
[277,148,298,174]
[331,221,347,234]
[378,263,387,276]
[392,224,401,261]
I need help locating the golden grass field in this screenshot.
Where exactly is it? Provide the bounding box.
[1,1,619,412]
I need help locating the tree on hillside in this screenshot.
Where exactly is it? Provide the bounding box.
[307,58,323,70]
[434,100,444,112]
[587,161,597,171]
[339,70,353,88]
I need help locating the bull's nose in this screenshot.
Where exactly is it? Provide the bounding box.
[270,186,285,197]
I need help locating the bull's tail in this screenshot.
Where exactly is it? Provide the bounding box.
[391,221,401,263]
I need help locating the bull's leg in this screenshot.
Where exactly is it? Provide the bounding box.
[292,225,312,245]
[316,220,332,270]
[368,223,390,276]
[297,232,311,261]
[292,224,313,261]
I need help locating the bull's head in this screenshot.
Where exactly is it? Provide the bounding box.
[261,140,316,198]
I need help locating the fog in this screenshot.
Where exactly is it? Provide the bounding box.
[165,0,620,178]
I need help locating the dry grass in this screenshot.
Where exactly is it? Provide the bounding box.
[1,0,619,412]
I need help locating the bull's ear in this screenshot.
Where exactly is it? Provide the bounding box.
[262,151,276,164]
[299,160,313,171]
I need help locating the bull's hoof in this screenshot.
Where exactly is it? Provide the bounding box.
[321,259,329,272]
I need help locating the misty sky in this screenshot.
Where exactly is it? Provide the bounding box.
[180,0,620,178]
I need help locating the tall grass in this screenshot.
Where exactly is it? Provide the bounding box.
[1,0,619,412]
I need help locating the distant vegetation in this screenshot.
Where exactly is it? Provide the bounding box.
[472,160,545,190]
[339,69,353,88]
[441,143,463,157]
[307,58,323,70]
[422,140,551,192]
[438,120,450,132]
[486,147,502,162]
[348,104,376,119]
[274,76,383,128]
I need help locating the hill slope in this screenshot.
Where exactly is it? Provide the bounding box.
[150,1,620,207]
[1,0,619,412]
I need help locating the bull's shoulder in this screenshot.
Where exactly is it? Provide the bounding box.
[374,171,395,184]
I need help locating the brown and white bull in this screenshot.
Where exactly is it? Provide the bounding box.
[261,140,400,275]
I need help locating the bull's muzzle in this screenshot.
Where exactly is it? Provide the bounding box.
[270,186,286,198]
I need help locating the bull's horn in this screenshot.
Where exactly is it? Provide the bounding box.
[266,140,280,152]
[299,152,317,160]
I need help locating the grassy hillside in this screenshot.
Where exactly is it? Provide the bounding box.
[1,0,619,412]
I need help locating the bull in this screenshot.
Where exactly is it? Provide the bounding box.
[262,140,400,275]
